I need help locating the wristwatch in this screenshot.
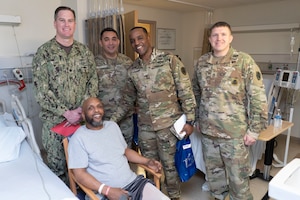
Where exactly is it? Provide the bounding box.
[186,120,195,126]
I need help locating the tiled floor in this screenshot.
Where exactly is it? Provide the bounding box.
[180,134,300,200]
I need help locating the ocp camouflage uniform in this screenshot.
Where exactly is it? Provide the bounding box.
[95,53,134,147]
[115,48,196,199]
[32,38,98,183]
[192,47,268,200]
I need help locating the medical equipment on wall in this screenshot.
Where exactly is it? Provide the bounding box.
[0,68,26,91]
[274,69,300,89]
[12,69,25,90]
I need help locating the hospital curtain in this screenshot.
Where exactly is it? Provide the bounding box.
[86,0,125,56]
[201,27,211,55]
[202,11,213,55]
[85,15,125,56]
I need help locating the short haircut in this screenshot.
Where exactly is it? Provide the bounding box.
[209,21,232,35]
[54,6,76,20]
[100,27,119,40]
[130,26,148,35]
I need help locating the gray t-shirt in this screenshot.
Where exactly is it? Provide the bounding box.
[68,121,136,187]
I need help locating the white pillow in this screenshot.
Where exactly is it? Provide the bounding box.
[0,126,26,162]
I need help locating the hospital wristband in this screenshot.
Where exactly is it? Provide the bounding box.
[98,183,106,194]
[105,186,111,196]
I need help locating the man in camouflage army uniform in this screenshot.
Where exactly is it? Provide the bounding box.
[95,27,134,147]
[192,21,268,200]
[32,6,98,183]
[113,27,196,200]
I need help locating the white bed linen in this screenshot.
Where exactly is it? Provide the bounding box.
[0,140,78,200]
[189,129,206,174]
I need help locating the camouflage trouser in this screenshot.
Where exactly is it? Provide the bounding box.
[42,120,68,184]
[138,127,180,199]
[201,135,253,200]
[118,115,134,148]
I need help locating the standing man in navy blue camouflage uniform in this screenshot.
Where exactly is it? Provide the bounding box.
[32,6,98,183]
[192,21,268,200]
[113,27,196,200]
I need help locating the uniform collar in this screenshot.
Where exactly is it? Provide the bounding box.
[207,47,235,64]
[137,48,165,65]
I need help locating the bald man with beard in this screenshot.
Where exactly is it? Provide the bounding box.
[67,97,170,200]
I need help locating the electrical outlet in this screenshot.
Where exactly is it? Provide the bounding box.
[13,69,24,80]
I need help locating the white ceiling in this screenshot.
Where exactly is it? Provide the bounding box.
[123,0,285,12]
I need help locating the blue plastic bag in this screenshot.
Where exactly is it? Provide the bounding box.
[175,137,197,182]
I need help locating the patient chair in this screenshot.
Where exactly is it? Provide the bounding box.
[62,138,162,200]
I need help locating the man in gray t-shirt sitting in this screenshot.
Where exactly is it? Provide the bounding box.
[68,97,170,200]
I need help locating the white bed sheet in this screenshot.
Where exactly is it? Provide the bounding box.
[0,140,78,200]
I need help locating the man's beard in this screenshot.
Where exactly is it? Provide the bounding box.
[85,115,103,128]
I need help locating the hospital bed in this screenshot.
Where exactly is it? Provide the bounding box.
[0,95,78,200]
